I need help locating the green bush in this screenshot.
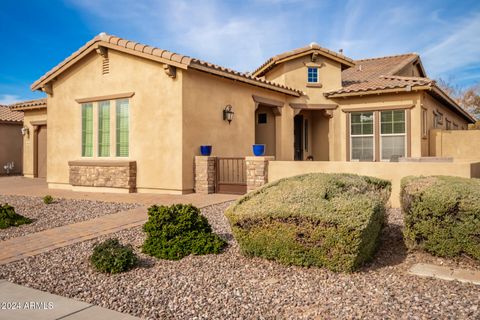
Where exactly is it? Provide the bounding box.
[226,173,391,272]
[0,204,32,229]
[142,204,227,260]
[43,195,54,204]
[401,176,480,261]
[90,238,137,274]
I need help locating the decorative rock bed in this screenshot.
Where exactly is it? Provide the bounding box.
[0,202,478,319]
[0,195,140,240]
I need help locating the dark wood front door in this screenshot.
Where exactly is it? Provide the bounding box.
[216,157,246,194]
[294,115,303,160]
[36,125,47,178]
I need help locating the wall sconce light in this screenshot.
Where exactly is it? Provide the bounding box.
[223,105,234,124]
[21,127,29,136]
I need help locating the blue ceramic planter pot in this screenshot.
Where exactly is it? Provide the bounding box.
[252,144,265,156]
[200,145,212,156]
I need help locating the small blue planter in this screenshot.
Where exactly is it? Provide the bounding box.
[252,144,265,156]
[200,145,212,156]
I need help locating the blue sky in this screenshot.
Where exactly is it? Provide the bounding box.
[1,0,479,104]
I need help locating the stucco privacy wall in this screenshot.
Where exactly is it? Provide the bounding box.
[268,160,480,208]
[430,129,480,159]
[0,123,23,175]
[46,49,184,193]
[22,109,47,178]
[421,93,470,156]
[181,68,291,190]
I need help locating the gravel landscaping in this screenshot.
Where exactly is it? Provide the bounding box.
[0,195,140,240]
[0,202,479,319]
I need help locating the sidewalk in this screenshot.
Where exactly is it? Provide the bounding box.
[0,176,238,206]
[0,280,139,320]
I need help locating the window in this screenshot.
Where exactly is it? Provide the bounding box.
[81,103,93,157]
[350,112,374,161]
[421,108,427,138]
[98,101,110,157]
[257,113,267,124]
[453,123,459,130]
[307,67,318,83]
[446,119,452,130]
[116,99,129,157]
[434,110,443,128]
[380,110,406,161]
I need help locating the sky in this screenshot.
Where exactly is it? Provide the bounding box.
[1,0,479,104]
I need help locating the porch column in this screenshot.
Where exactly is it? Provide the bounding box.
[246,156,274,192]
[194,156,216,194]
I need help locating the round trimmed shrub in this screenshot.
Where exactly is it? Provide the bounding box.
[90,238,137,274]
[43,195,54,204]
[142,204,227,260]
[0,204,32,229]
[226,173,391,272]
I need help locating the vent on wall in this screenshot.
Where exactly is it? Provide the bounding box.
[102,58,109,75]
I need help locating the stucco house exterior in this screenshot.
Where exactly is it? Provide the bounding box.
[0,105,23,175]
[15,32,475,194]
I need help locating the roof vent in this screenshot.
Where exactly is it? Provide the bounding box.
[339,49,343,54]
[358,64,362,71]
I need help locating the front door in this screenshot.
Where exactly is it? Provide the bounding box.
[294,115,303,160]
[36,125,47,178]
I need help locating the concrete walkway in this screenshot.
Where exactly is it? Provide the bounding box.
[0,176,238,206]
[0,280,139,319]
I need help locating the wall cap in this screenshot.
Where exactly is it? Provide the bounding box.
[68,160,136,167]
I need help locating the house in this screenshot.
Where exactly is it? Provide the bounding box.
[17,32,475,194]
[0,105,23,175]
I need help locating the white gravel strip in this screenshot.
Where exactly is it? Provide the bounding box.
[0,203,479,319]
[0,195,140,240]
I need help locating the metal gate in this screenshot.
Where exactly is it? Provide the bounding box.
[216,157,247,194]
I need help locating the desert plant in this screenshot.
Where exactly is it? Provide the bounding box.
[43,195,54,204]
[90,238,137,274]
[226,173,391,272]
[142,204,227,260]
[401,176,480,261]
[0,204,32,229]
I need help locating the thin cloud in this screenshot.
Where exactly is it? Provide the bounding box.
[0,94,22,105]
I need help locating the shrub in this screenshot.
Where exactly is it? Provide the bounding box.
[90,238,137,274]
[0,204,32,229]
[401,176,480,261]
[43,195,54,204]
[142,204,227,260]
[226,173,391,272]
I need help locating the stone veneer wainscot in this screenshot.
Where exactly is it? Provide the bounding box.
[68,160,136,192]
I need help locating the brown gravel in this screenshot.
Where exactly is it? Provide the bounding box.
[0,195,140,240]
[0,203,479,319]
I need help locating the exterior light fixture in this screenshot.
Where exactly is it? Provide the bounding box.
[21,127,29,136]
[223,105,234,124]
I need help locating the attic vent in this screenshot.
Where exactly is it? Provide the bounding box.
[102,58,109,75]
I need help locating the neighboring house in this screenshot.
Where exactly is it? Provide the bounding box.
[19,32,474,194]
[0,105,23,175]
[9,99,47,178]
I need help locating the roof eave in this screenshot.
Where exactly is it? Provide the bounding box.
[325,85,431,98]
[430,85,476,123]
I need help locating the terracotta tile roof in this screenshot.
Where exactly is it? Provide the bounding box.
[252,43,355,77]
[324,54,434,97]
[0,105,23,122]
[32,33,302,97]
[9,98,47,111]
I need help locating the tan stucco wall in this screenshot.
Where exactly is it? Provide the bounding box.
[269,160,480,207]
[181,69,290,190]
[430,129,480,159]
[22,109,47,177]
[420,92,469,156]
[255,105,276,156]
[0,122,23,175]
[46,49,184,193]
